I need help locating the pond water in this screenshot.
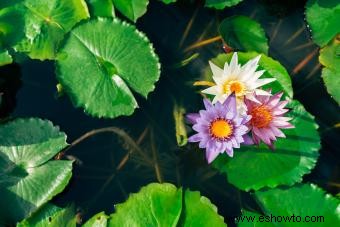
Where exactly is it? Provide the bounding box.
[1,0,339,225]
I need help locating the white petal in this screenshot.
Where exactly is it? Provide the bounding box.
[255,89,272,96]
[202,86,219,95]
[249,78,276,89]
[209,61,223,77]
[245,93,262,104]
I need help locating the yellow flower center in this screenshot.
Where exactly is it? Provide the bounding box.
[223,80,245,96]
[210,119,233,139]
[250,105,273,128]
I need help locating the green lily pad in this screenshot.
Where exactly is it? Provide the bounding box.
[17,203,76,227]
[238,184,340,226]
[219,16,268,54]
[205,52,293,98]
[0,118,72,224]
[205,0,243,9]
[0,49,12,66]
[112,0,149,22]
[85,0,115,17]
[160,0,176,4]
[83,212,109,227]
[0,0,89,60]
[213,100,320,191]
[81,183,225,226]
[306,0,340,46]
[56,18,160,118]
[319,39,340,104]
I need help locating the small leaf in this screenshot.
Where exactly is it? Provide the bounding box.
[0,0,89,60]
[0,49,12,66]
[112,0,149,22]
[160,0,177,4]
[83,212,109,227]
[305,0,340,46]
[173,104,188,147]
[319,39,340,104]
[17,203,76,227]
[205,0,243,10]
[239,184,340,227]
[205,52,293,98]
[0,118,72,224]
[219,16,269,54]
[213,100,320,191]
[85,0,115,17]
[56,18,160,118]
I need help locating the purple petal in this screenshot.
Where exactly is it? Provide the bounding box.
[242,134,254,145]
[188,134,201,143]
[186,113,200,124]
[203,99,213,110]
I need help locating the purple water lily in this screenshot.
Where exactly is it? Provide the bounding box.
[187,94,251,163]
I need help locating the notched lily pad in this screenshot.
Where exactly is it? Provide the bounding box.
[56,18,161,118]
[0,118,72,224]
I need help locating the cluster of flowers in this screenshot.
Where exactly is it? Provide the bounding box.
[187,53,294,163]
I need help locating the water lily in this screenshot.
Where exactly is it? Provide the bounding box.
[202,52,276,113]
[187,94,250,163]
[245,91,294,148]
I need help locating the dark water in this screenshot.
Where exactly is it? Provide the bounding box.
[1,0,339,225]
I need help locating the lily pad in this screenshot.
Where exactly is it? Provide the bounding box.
[83,212,109,227]
[112,0,149,22]
[219,16,269,54]
[82,183,225,226]
[0,49,12,66]
[306,0,340,46]
[205,52,293,98]
[0,118,72,224]
[238,184,340,226]
[319,39,340,104]
[17,203,76,227]
[0,0,89,60]
[205,0,243,9]
[213,100,320,191]
[85,0,115,17]
[56,18,160,118]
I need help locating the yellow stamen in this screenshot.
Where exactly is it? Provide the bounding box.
[193,81,215,87]
[223,80,245,96]
[250,106,273,128]
[210,119,233,139]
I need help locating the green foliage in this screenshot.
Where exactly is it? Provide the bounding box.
[82,183,226,226]
[213,100,320,191]
[160,0,177,4]
[319,39,340,104]
[56,18,160,118]
[85,0,115,17]
[238,184,340,226]
[0,49,12,66]
[219,16,269,54]
[205,0,243,9]
[0,118,72,225]
[306,0,340,46]
[113,0,149,22]
[17,203,76,227]
[173,104,188,146]
[205,52,293,98]
[0,0,89,60]
[83,212,109,227]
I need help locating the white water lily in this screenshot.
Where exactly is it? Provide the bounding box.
[202,52,276,113]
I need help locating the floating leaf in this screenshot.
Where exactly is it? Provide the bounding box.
[173,104,188,147]
[160,0,177,4]
[306,0,340,46]
[0,50,12,66]
[319,39,340,104]
[56,18,160,118]
[17,203,76,227]
[238,184,340,226]
[82,183,225,226]
[205,52,293,98]
[0,118,72,224]
[83,212,109,227]
[85,0,115,17]
[213,100,320,191]
[205,0,243,9]
[112,0,149,22]
[219,16,269,54]
[0,0,89,60]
